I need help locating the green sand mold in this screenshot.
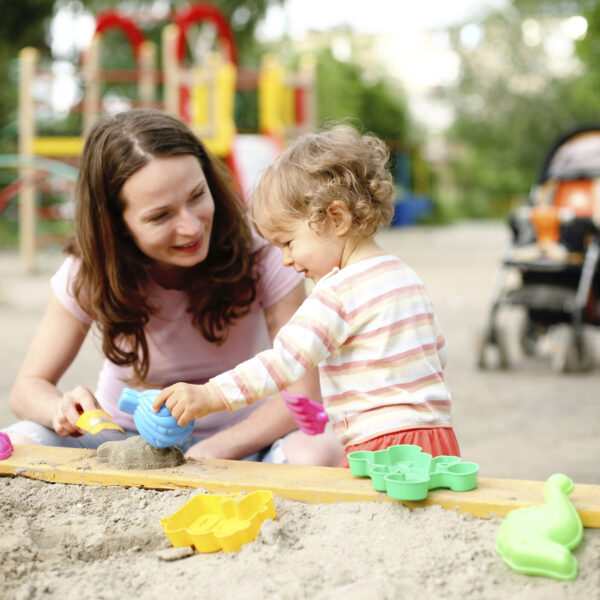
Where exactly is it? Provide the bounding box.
[496,473,583,581]
[347,444,479,501]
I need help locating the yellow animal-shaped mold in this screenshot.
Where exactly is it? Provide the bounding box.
[161,490,276,553]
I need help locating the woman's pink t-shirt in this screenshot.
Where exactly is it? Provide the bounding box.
[50,239,302,434]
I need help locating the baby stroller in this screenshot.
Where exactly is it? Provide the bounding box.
[478,126,600,372]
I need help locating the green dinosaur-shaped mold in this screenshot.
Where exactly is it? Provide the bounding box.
[496,473,583,581]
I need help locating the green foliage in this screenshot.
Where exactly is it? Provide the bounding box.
[314,50,363,125]
[0,0,54,48]
[79,0,282,65]
[235,89,259,132]
[78,0,282,110]
[0,0,282,246]
[358,80,408,142]
[445,2,600,219]
[315,48,408,143]
[0,1,283,143]
[575,2,600,90]
[313,48,423,213]
[0,0,55,152]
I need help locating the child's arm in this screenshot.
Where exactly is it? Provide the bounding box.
[211,288,348,410]
[156,288,348,424]
[152,381,226,427]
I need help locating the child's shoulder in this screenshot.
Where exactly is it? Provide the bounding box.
[348,252,412,277]
[357,253,428,293]
[323,253,418,291]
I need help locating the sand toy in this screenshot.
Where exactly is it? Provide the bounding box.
[496,473,583,580]
[161,490,276,552]
[0,432,14,460]
[281,390,328,435]
[118,388,195,448]
[348,444,479,501]
[76,409,126,435]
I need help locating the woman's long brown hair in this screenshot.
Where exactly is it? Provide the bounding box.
[67,109,259,383]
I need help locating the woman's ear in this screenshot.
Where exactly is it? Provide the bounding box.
[326,201,352,236]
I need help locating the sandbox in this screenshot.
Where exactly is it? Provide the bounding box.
[0,444,599,599]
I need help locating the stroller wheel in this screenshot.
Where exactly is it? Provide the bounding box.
[519,318,541,356]
[477,326,510,370]
[549,325,594,373]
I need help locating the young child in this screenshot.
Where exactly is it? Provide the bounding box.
[153,124,461,466]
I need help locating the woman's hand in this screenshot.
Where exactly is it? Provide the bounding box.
[152,382,227,426]
[53,386,100,437]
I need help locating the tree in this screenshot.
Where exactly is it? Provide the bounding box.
[443,0,599,218]
[315,48,408,143]
[0,0,283,152]
[313,48,424,210]
[0,0,56,150]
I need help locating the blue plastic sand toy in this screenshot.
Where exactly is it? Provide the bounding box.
[118,388,195,448]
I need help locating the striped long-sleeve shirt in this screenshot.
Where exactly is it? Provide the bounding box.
[211,252,453,447]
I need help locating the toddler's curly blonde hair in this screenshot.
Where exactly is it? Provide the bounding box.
[251,125,395,238]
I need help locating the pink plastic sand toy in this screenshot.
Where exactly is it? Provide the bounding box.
[0,432,14,460]
[281,391,328,435]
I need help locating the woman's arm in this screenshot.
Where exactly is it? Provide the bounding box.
[9,292,99,436]
[184,281,322,459]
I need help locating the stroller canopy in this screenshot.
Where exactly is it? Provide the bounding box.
[540,127,600,182]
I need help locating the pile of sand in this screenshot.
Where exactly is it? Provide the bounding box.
[1,476,598,599]
[97,436,186,470]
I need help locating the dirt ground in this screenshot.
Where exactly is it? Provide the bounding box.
[1,222,599,600]
[2,221,598,483]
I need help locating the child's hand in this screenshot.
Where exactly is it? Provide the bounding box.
[152,382,226,426]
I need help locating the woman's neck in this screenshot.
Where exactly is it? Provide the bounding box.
[149,264,186,289]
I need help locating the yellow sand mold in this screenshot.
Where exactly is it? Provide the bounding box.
[161,490,276,552]
[76,410,126,435]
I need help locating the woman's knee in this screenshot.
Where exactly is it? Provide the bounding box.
[6,431,39,445]
[283,430,345,467]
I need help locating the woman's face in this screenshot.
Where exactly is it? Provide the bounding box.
[121,155,215,275]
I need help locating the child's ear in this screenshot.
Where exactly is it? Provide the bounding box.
[326,201,352,236]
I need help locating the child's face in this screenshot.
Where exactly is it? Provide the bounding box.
[264,218,346,283]
[121,154,215,273]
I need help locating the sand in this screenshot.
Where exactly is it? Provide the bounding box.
[1,477,598,599]
[97,436,186,470]
[1,223,599,598]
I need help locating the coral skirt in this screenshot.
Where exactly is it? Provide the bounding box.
[338,427,461,468]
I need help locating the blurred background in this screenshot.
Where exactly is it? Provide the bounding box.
[0,0,598,246]
[0,0,599,482]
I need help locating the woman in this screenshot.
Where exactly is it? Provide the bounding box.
[5,109,343,465]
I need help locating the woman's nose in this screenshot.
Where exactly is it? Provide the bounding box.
[175,208,200,234]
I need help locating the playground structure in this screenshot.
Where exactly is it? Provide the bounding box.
[13,3,315,272]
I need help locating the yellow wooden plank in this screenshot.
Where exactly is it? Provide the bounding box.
[1,444,598,527]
